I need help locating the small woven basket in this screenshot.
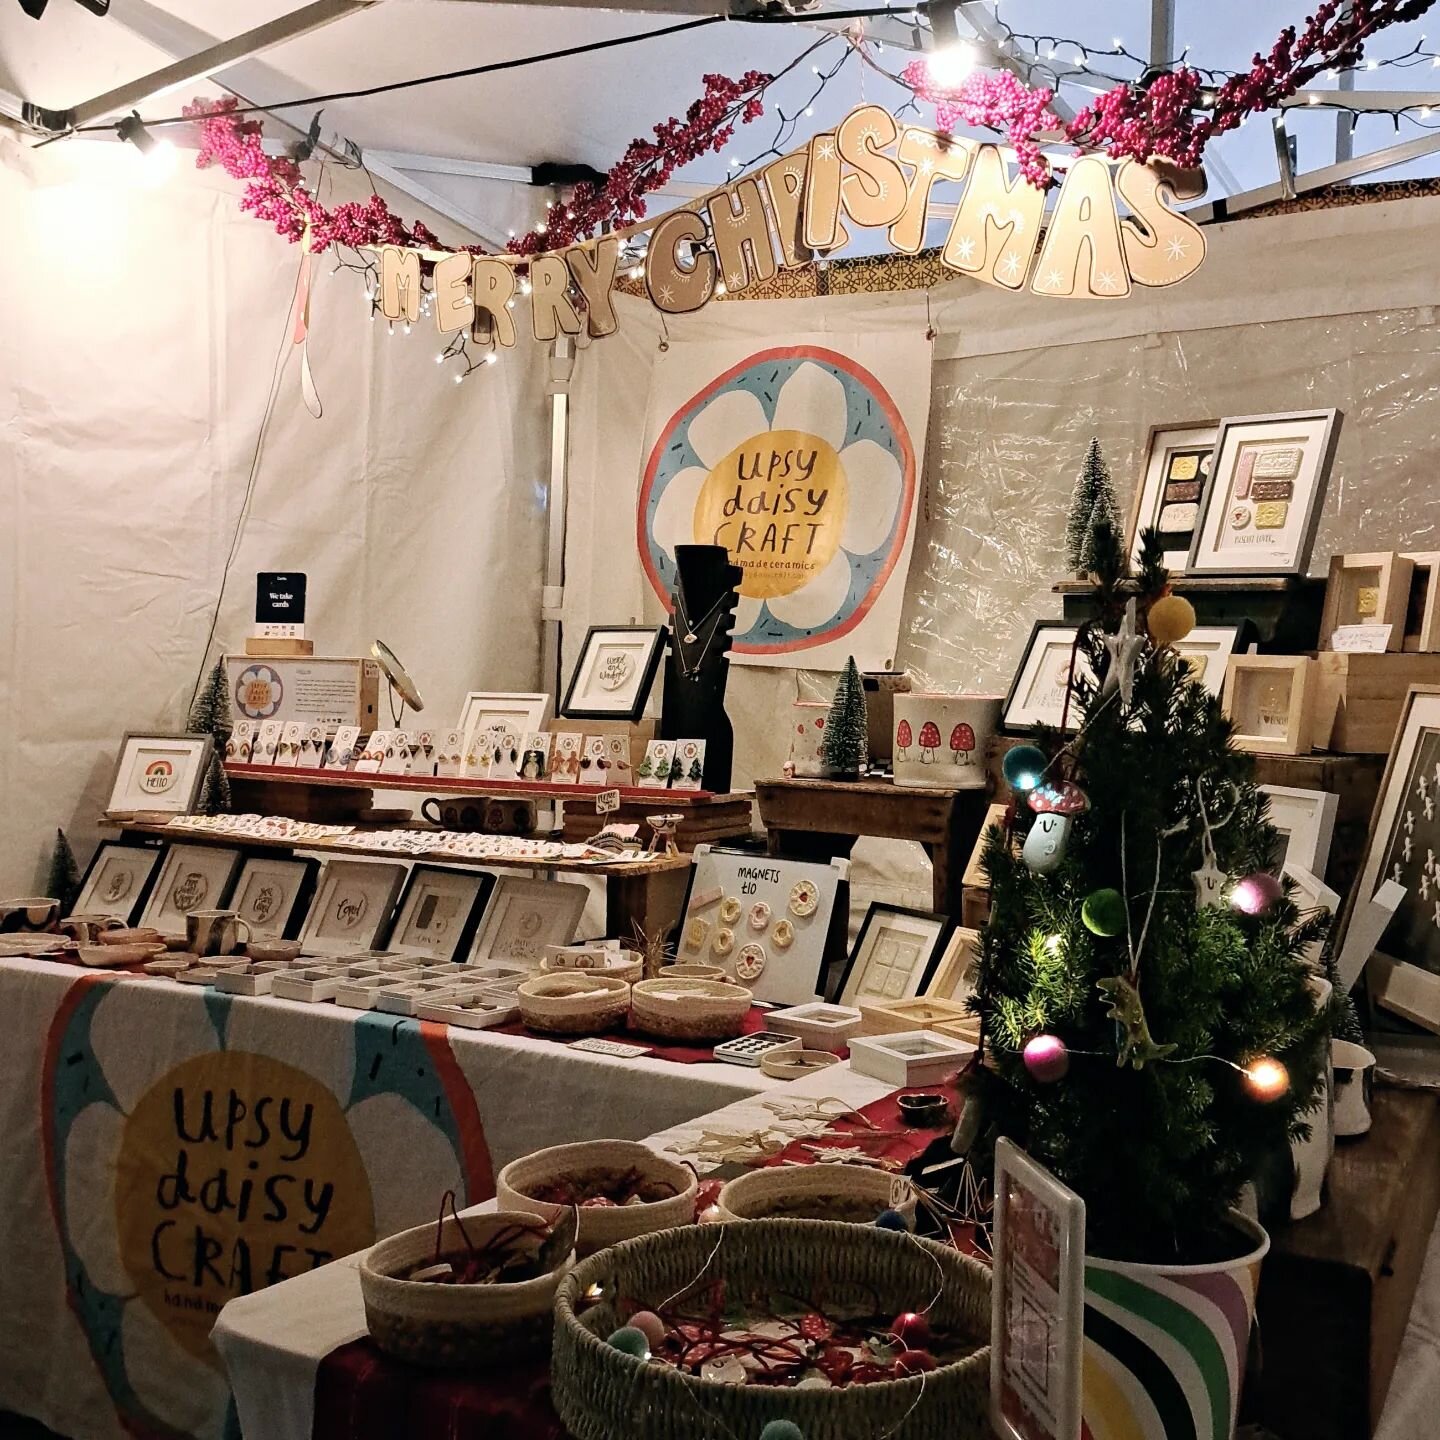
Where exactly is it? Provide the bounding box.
[517,972,631,1034]
[498,1139,697,1256]
[552,1219,990,1440]
[717,1164,915,1226]
[630,976,751,1041]
[359,1211,571,1369]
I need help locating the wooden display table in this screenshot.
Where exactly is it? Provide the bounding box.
[223,764,753,853]
[109,820,692,942]
[754,775,993,916]
[1252,1085,1440,1439]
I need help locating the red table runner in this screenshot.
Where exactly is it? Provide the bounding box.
[494,1005,769,1064]
[310,1079,968,1440]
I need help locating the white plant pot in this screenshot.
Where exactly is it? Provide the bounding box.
[1332,1039,1376,1138]
[892,694,1000,791]
[1290,976,1335,1220]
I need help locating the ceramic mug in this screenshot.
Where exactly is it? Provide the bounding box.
[186,909,251,958]
[61,914,125,945]
[0,897,62,934]
[1332,1039,1377,1138]
[421,798,485,830]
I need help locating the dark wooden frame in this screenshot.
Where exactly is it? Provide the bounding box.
[560,625,669,722]
[833,901,954,1007]
[379,864,495,963]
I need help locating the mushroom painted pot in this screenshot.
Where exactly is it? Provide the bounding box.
[892,694,1001,791]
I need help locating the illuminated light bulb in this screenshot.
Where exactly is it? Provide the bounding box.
[485,353,498,365]
[506,298,517,308]
[364,287,375,302]
[1046,47,1056,59]
[1367,58,1379,70]
[1425,106,1434,118]
[1308,94,1320,104]
[117,112,176,187]
[1042,934,1063,957]
[453,373,464,384]
[715,281,727,295]
[520,280,532,296]
[1244,1057,1289,1102]
[403,323,411,335]
[536,223,548,235]
[926,40,976,89]
[629,265,644,279]
[387,323,394,336]
[1002,744,1047,793]
[729,156,742,167]
[804,106,814,116]
[1112,35,1123,48]
[435,353,445,364]
[507,228,516,238]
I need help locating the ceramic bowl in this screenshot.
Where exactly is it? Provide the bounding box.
[246,939,303,963]
[79,942,167,967]
[0,934,71,957]
[99,927,163,947]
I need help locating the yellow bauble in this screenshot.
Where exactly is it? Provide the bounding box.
[1148,594,1196,648]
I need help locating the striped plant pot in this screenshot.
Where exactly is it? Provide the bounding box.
[1081,1213,1267,1440]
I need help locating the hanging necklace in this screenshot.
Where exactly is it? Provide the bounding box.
[673,579,732,681]
[674,581,730,645]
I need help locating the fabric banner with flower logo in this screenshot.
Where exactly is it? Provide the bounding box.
[638,336,929,671]
[40,972,491,1440]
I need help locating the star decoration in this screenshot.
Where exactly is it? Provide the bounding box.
[816,140,835,162]
[1042,269,1065,291]
[1097,974,1177,1070]
[1102,597,1144,708]
[953,235,977,263]
[1193,861,1227,909]
[728,270,744,289]
[919,157,935,176]
[657,284,675,305]
[1096,269,1123,292]
[1165,236,1190,261]
[999,251,1023,282]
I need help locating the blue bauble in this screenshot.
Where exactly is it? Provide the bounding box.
[1002,744,1048,792]
[874,1208,910,1232]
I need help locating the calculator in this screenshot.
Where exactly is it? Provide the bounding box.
[712,1032,802,1067]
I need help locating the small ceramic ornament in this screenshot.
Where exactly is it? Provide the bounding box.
[1022,781,1089,873]
[1193,863,1228,908]
[1102,597,1144,708]
[1097,973,1177,1069]
[518,731,553,781]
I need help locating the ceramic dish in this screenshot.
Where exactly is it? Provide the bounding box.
[78,942,167,967]
[0,934,71,957]
[246,939,304,963]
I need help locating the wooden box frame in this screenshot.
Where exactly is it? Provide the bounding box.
[923,925,982,1003]
[858,995,975,1036]
[1319,552,1413,652]
[1259,784,1339,879]
[1223,655,1315,755]
[1401,551,1440,653]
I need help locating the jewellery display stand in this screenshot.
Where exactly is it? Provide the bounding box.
[662,544,742,793]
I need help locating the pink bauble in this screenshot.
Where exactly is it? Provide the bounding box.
[1023,1033,1070,1083]
[1231,871,1284,917]
[628,1310,667,1350]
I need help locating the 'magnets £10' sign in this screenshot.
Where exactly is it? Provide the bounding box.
[377,102,1207,346]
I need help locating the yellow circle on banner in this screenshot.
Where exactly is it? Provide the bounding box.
[692,428,848,600]
[114,1052,375,1364]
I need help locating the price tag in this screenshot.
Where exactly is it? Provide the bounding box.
[596,789,621,815]
[1332,623,1393,653]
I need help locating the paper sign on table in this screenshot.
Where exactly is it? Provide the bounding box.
[1331,623,1393,653]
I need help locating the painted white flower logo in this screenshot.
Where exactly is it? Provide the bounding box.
[640,349,915,653]
[45,981,476,1440]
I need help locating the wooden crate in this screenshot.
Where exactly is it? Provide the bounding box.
[561,795,753,853]
[1252,1087,1440,1439]
[1313,651,1440,753]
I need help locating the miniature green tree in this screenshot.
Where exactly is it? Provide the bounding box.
[820,657,868,780]
[47,829,80,910]
[1065,437,1121,575]
[188,659,233,815]
[970,529,1332,1263]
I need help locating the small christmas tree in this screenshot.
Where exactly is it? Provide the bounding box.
[821,657,867,779]
[1065,437,1121,575]
[970,527,1332,1264]
[188,659,234,816]
[47,829,80,910]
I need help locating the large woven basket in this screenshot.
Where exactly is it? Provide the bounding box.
[630,976,751,1041]
[517,971,631,1034]
[359,1211,572,1369]
[717,1164,916,1226]
[498,1139,697,1256]
[553,1219,990,1440]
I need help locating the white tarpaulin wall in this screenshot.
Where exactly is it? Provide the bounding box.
[0,137,550,895]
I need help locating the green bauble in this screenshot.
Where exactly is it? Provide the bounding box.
[1081,887,1127,938]
[759,1424,805,1440]
[606,1326,650,1358]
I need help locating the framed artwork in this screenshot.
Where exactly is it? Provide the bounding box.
[1354,687,1440,1031]
[383,865,495,963]
[1259,785,1338,879]
[923,926,983,1004]
[1187,408,1342,576]
[1127,421,1217,572]
[467,877,588,966]
[677,848,847,1006]
[1222,655,1315,755]
[835,903,953,1007]
[298,860,407,957]
[139,844,244,932]
[1319,552,1412,651]
[73,842,165,924]
[229,855,320,939]
[1402,551,1440,653]
[1170,625,1245,697]
[105,733,213,815]
[560,626,668,722]
[458,693,550,752]
[1002,623,1096,732]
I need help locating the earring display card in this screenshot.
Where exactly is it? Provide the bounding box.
[550,732,583,785]
[275,721,305,769]
[636,739,675,789]
[324,725,362,771]
[434,728,466,778]
[603,734,633,786]
[354,730,390,773]
[671,739,707,791]
[518,732,553,781]
[225,720,256,765]
[254,721,283,766]
[380,730,413,775]
[492,727,522,780]
[580,736,610,785]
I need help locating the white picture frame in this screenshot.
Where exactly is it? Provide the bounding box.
[990,1137,1085,1440]
[298,860,407,956]
[1170,626,1244,698]
[458,692,550,754]
[836,904,953,1007]
[466,877,588,966]
[1260,785,1339,880]
[560,626,668,722]
[1188,408,1342,576]
[73,842,165,924]
[1127,420,1218,573]
[139,844,244,932]
[229,855,320,939]
[105,733,213,815]
[384,865,495,963]
[1002,624,1097,732]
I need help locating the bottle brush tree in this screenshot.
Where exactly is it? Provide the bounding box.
[1065,436,1121,576]
[970,528,1333,1263]
[821,657,868,779]
[188,658,233,816]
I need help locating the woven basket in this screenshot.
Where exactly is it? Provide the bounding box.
[497,1139,697,1256]
[359,1212,572,1369]
[517,972,631,1034]
[717,1165,916,1226]
[630,977,752,1041]
[552,1219,990,1440]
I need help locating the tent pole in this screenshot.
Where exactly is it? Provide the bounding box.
[542,338,574,704]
